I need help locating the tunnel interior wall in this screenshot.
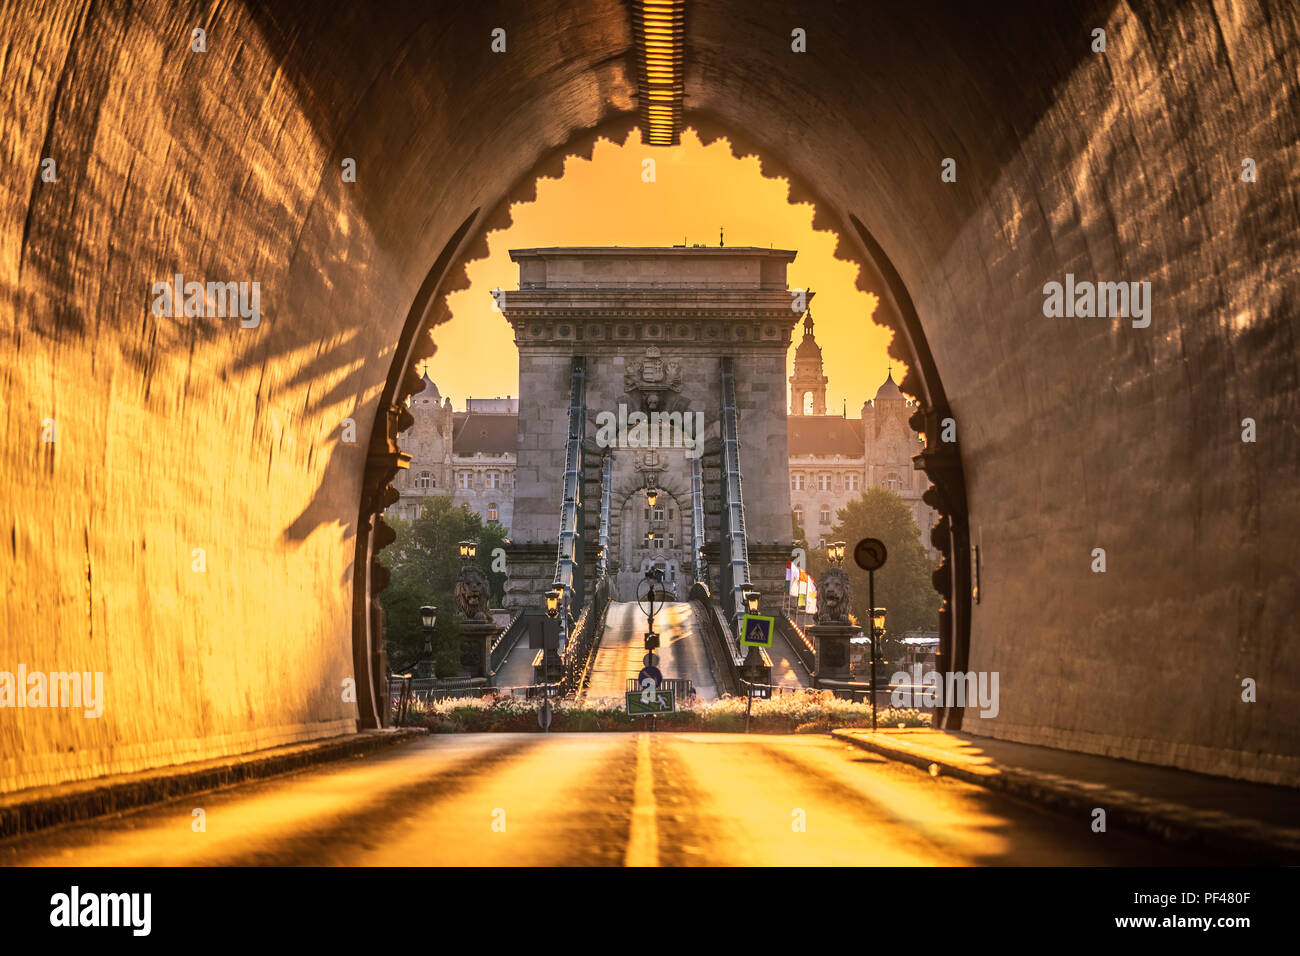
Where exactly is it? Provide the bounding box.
[1,0,1296,792]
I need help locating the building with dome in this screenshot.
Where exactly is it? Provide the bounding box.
[385,371,518,531]
[787,312,939,557]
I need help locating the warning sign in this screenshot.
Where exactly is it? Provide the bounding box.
[740,613,774,648]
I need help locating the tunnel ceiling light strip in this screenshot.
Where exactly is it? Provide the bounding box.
[632,0,686,146]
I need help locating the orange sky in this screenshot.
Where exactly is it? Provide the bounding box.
[426,128,899,415]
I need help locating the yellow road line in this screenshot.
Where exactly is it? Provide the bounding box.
[624,733,658,867]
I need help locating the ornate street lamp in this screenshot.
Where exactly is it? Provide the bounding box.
[417,605,437,679]
[743,588,761,614]
[646,483,659,509]
[871,606,887,639]
[828,540,847,566]
[545,588,561,619]
[458,540,477,563]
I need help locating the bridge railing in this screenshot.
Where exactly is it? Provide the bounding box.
[488,610,528,679]
[556,574,611,696]
[626,677,695,700]
[689,586,746,696]
[777,610,817,675]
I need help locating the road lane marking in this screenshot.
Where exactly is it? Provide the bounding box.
[624,733,658,867]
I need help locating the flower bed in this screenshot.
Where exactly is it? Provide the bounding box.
[403,689,930,734]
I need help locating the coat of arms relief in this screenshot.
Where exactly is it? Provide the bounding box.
[624,346,685,413]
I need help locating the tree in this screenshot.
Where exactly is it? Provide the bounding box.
[810,488,939,642]
[377,498,508,676]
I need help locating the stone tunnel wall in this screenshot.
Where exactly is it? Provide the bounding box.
[0,0,1296,792]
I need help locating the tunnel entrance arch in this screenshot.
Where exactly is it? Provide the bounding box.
[363,122,970,729]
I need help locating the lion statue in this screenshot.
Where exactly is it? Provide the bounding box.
[453,564,493,623]
[815,567,853,625]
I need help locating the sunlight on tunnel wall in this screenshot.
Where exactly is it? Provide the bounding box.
[0,1,399,792]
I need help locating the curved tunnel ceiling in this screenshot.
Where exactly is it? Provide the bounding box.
[1,0,1297,792]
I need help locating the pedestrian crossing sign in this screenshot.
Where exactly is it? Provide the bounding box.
[740,613,774,648]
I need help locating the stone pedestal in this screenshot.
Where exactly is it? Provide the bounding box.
[810,622,857,685]
[503,540,559,614]
[747,542,796,607]
[458,621,503,679]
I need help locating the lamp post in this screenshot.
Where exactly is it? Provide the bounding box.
[828,540,846,567]
[458,540,477,563]
[870,605,887,731]
[638,569,664,655]
[418,605,437,679]
[646,482,659,510]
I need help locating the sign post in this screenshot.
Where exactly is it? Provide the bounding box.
[626,682,675,716]
[854,537,889,732]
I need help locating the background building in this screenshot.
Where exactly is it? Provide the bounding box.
[787,313,938,557]
[387,372,518,531]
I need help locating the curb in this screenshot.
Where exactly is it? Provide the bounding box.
[831,729,1300,865]
[0,728,426,841]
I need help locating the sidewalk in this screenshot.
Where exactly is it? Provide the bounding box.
[832,728,1300,864]
[0,728,425,841]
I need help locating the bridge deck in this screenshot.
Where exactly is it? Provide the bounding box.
[766,626,812,690]
[493,631,539,692]
[583,601,719,703]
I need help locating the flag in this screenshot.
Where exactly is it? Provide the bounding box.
[788,566,799,596]
[806,577,818,616]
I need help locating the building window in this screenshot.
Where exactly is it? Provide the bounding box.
[793,506,804,526]
[818,474,832,491]
[416,471,432,490]
[791,473,805,492]
[884,473,902,492]
[819,506,831,526]
[487,503,499,522]
[652,506,665,523]
[457,472,471,490]
[846,474,859,492]
[486,471,501,489]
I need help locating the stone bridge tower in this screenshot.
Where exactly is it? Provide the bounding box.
[501,246,803,611]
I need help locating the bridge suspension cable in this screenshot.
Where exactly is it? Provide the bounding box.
[690,454,706,584]
[553,357,587,604]
[719,358,753,624]
[598,454,612,581]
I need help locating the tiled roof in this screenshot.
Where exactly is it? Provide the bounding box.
[787,415,863,457]
[452,412,517,455]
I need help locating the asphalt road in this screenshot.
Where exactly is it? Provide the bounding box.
[0,733,1218,866]
[584,601,718,702]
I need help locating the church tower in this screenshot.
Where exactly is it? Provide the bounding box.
[788,311,828,416]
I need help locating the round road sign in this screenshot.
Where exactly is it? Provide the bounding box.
[643,653,659,668]
[854,537,888,571]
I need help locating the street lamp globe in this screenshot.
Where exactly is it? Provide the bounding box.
[646,484,659,509]
[545,588,561,619]
[419,605,437,630]
[458,540,477,562]
[743,588,761,614]
[872,606,887,638]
